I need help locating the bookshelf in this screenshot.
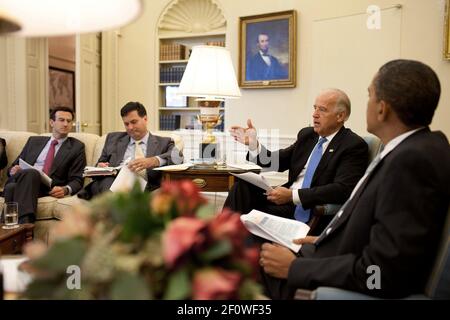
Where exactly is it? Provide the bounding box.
[157,34,226,131]
[156,0,227,132]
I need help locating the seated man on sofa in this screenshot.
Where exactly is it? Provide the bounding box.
[4,106,86,224]
[78,101,182,199]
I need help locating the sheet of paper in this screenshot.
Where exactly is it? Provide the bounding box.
[110,165,146,192]
[19,158,52,187]
[152,163,194,171]
[241,210,310,252]
[227,163,262,170]
[230,172,272,191]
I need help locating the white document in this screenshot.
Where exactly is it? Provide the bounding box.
[110,165,146,192]
[230,172,272,191]
[240,210,310,253]
[152,163,193,171]
[83,165,122,177]
[227,163,262,171]
[19,158,52,187]
[0,256,32,293]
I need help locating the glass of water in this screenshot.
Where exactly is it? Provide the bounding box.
[2,202,19,229]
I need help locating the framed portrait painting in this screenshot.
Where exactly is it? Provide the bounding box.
[239,10,297,89]
[445,0,450,60]
[49,67,75,109]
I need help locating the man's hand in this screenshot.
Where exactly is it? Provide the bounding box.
[128,157,160,172]
[293,236,318,245]
[260,243,296,279]
[266,187,292,205]
[97,162,110,168]
[10,165,21,176]
[229,119,258,151]
[49,186,66,198]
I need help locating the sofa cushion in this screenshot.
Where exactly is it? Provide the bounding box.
[0,196,57,220]
[53,195,89,219]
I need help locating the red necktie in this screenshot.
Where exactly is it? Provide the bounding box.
[42,139,59,175]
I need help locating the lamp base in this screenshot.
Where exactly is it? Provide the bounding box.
[200,142,217,159]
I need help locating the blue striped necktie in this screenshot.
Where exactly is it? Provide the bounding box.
[294,137,328,222]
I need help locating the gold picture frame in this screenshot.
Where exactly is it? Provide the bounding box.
[445,0,450,60]
[239,10,297,88]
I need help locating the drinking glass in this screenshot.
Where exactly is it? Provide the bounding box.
[2,202,19,229]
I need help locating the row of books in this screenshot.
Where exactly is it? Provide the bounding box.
[160,43,186,61]
[159,115,181,131]
[206,41,225,47]
[160,66,185,83]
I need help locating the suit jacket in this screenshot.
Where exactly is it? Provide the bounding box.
[249,126,369,209]
[288,128,450,298]
[0,138,7,170]
[246,53,288,81]
[8,136,86,194]
[96,131,181,190]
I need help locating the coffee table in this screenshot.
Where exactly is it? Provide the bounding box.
[0,224,34,255]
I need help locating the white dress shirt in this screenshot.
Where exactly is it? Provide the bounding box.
[123,132,166,166]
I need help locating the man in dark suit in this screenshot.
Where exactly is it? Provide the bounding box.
[246,33,288,81]
[260,60,450,299]
[4,106,86,224]
[224,89,368,234]
[0,138,7,170]
[78,101,182,198]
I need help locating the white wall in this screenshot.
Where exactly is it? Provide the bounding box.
[114,0,450,137]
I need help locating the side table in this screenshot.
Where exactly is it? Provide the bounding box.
[161,166,260,192]
[0,224,34,255]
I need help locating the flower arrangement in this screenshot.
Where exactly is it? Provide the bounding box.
[23,180,262,300]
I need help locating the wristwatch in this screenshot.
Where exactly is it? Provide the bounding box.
[63,186,70,196]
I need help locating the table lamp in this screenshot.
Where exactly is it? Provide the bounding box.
[178,45,241,167]
[0,0,142,36]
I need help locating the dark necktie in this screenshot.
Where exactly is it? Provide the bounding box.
[314,152,383,245]
[294,137,328,222]
[42,139,59,175]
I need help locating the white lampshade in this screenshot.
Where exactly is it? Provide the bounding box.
[0,0,142,36]
[178,45,241,100]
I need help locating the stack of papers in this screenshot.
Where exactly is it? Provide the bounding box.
[83,166,121,177]
[152,163,193,171]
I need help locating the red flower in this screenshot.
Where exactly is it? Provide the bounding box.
[192,268,241,300]
[208,209,248,249]
[162,217,207,268]
[159,180,207,216]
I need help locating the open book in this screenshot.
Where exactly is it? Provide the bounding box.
[19,159,52,187]
[240,210,310,252]
[83,166,122,177]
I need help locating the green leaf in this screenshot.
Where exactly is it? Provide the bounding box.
[199,240,232,262]
[110,273,152,300]
[195,204,216,219]
[238,279,264,300]
[32,238,87,273]
[163,268,191,300]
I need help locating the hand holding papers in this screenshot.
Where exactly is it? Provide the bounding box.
[240,210,310,252]
[230,172,272,192]
[19,159,52,187]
